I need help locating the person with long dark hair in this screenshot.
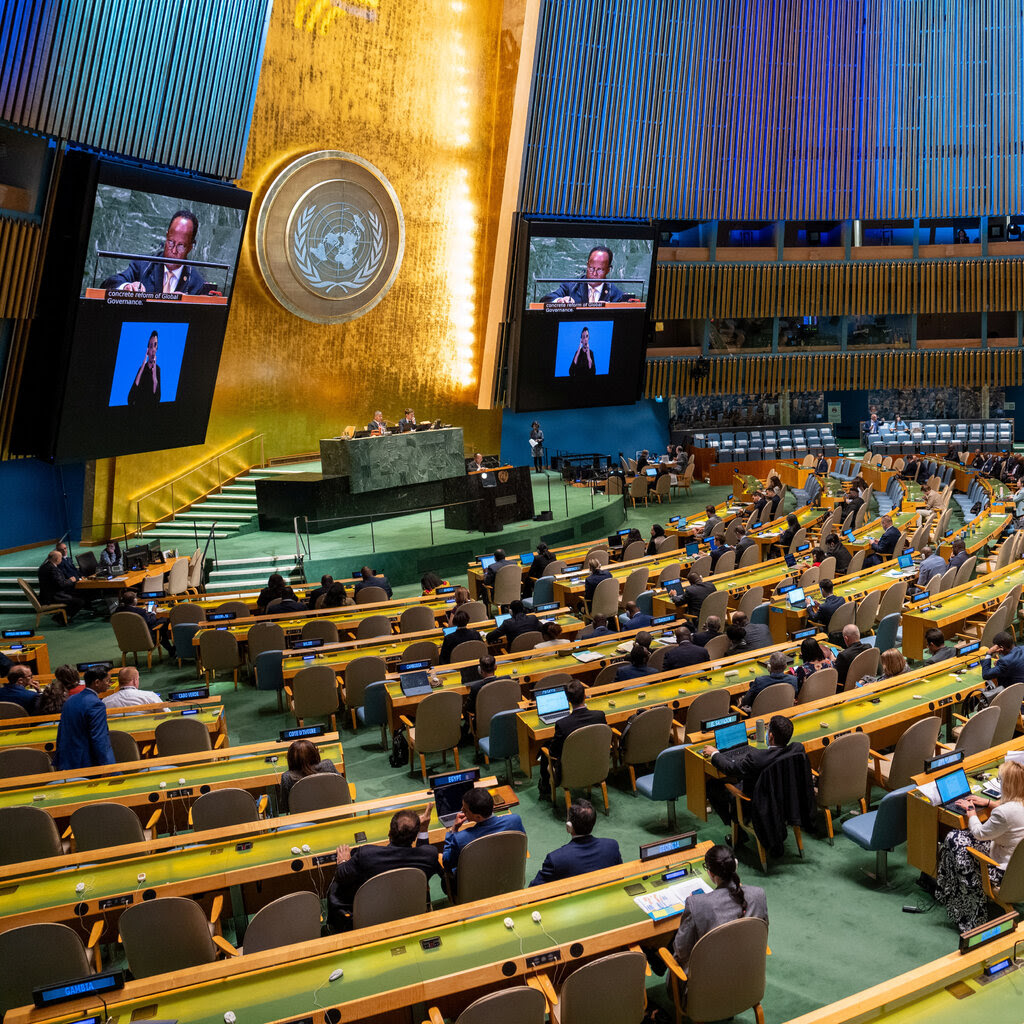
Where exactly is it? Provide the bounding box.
[279,739,340,813]
[669,844,768,973]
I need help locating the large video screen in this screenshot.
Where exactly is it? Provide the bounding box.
[509,220,655,412]
[12,152,250,462]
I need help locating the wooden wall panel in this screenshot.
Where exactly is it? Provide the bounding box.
[652,258,1024,320]
[0,217,41,320]
[0,0,272,179]
[523,0,1024,220]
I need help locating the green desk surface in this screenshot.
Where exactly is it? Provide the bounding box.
[0,707,224,752]
[769,559,908,610]
[905,563,1024,624]
[953,511,1010,549]
[783,931,1024,1024]
[748,505,822,542]
[0,741,344,813]
[8,852,707,1024]
[199,598,456,643]
[667,500,749,536]
[851,509,917,543]
[514,641,821,733]
[281,613,582,676]
[0,798,457,926]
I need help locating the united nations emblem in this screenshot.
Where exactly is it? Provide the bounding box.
[256,151,404,323]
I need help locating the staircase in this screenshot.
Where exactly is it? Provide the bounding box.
[204,553,306,593]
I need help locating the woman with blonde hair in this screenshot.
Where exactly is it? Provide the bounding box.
[880,648,907,679]
[935,759,1024,930]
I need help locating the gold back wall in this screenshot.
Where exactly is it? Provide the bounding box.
[94,0,527,530]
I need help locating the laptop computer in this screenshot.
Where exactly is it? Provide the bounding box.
[897,553,914,569]
[431,768,481,826]
[661,578,683,599]
[534,685,571,724]
[786,587,807,609]
[645,467,658,478]
[493,613,511,628]
[608,533,623,548]
[479,555,496,570]
[520,552,535,566]
[685,542,700,556]
[934,767,972,811]
[711,720,751,773]
[399,671,433,697]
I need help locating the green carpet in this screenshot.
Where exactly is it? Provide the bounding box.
[18,476,963,1023]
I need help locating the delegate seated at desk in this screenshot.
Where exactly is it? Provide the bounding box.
[529,799,620,886]
[101,211,207,294]
[441,787,526,883]
[367,410,388,435]
[538,679,606,800]
[398,408,417,432]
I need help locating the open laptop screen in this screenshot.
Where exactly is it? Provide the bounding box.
[714,721,749,752]
[535,686,570,719]
[935,767,971,805]
[431,767,481,822]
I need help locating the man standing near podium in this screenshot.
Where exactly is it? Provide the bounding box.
[542,245,627,304]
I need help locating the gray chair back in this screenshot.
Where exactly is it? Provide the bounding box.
[119,896,217,978]
[510,630,542,652]
[453,987,546,1024]
[868,785,913,848]
[953,705,1000,756]
[557,949,647,1024]
[400,639,439,665]
[0,805,62,865]
[685,918,767,1024]
[345,656,388,711]
[461,601,488,623]
[0,747,52,778]
[110,611,156,658]
[191,788,260,831]
[399,605,435,633]
[559,723,613,790]
[213,600,250,618]
[0,923,93,1017]
[288,772,352,813]
[797,668,838,704]
[169,602,205,625]
[247,621,286,661]
[474,679,521,740]
[620,705,673,766]
[356,614,392,640]
[620,567,650,609]
[994,840,1024,905]
[684,689,730,740]
[355,586,388,605]
[242,891,322,955]
[843,646,880,690]
[697,589,729,629]
[749,682,795,716]
[451,639,488,663]
[303,619,341,643]
[989,682,1024,745]
[352,867,429,928]
[815,732,870,811]
[622,540,645,561]
[455,830,527,903]
[854,590,882,635]
[704,633,730,660]
[0,701,27,719]
[590,576,620,618]
[155,717,212,755]
[412,690,463,755]
[886,716,941,788]
[198,628,241,674]
[69,802,145,851]
[492,563,523,607]
[108,729,141,762]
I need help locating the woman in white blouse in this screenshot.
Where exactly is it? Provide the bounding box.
[935,759,1024,930]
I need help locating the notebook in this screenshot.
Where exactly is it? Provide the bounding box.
[534,686,571,724]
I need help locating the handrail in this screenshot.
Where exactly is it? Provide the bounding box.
[131,433,266,527]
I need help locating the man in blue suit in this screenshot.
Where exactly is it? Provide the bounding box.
[441,787,526,883]
[102,210,207,295]
[54,667,115,771]
[529,799,621,886]
[541,245,628,304]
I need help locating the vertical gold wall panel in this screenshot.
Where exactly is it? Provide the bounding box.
[95,0,527,526]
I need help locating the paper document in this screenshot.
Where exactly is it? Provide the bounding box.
[634,877,709,921]
[572,650,604,664]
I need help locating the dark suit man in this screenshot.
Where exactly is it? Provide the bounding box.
[730,611,772,651]
[947,540,969,572]
[865,515,900,567]
[735,531,757,562]
[397,409,417,432]
[354,566,392,599]
[54,669,115,771]
[439,610,483,664]
[583,558,612,605]
[483,549,513,590]
[663,626,709,670]
[327,807,441,930]
[923,628,955,666]
[824,535,852,574]
[305,574,334,610]
[579,614,613,640]
[807,579,844,629]
[539,679,607,798]
[693,618,723,649]
[486,600,543,647]
[464,655,499,715]
[673,572,716,620]
[0,666,39,713]
[541,245,627,304]
[815,455,829,474]
[834,625,870,689]
[710,542,735,571]
[529,799,621,886]
[366,411,388,435]
[102,210,207,294]
[441,788,526,882]
[703,715,803,827]
[740,651,798,710]
[37,550,84,621]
